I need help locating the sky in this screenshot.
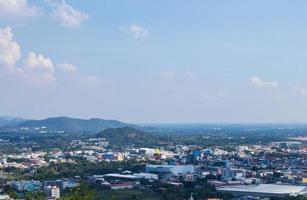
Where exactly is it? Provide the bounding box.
[1,0,307,123]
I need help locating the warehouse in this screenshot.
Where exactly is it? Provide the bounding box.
[217,184,307,197]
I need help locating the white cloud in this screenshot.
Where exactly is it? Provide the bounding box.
[0,0,39,19]
[121,25,148,39]
[0,26,21,68]
[22,52,55,83]
[294,86,307,96]
[57,63,103,85]
[249,76,279,88]
[48,0,89,28]
[0,27,56,84]
[0,26,106,86]
[57,63,77,73]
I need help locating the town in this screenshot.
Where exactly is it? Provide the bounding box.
[2,0,307,199]
[0,122,305,200]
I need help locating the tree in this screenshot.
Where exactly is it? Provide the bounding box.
[24,191,45,200]
[60,183,96,200]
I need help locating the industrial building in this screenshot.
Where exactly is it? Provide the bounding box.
[145,164,195,175]
[217,184,307,197]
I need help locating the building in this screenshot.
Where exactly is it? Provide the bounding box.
[102,172,158,181]
[11,180,41,192]
[217,184,307,197]
[271,141,302,149]
[45,186,60,199]
[221,168,245,181]
[62,179,78,189]
[303,170,307,184]
[145,164,195,175]
[0,195,11,200]
[238,197,261,200]
[183,173,194,181]
[44,180,64,192]
[109,182,134,190]
[138,148,156,156]
[133,173,158,180]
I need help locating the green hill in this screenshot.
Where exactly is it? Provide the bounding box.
[0,116,25,127]
[15,117,134,134]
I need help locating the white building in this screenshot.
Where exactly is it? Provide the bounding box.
[145,164,195,175]
[217,184,307,197]
[45,186,60,199]
[110,183,134,190]
[221,168,245,181]
[133,173,158,180]
[0,195,11,200]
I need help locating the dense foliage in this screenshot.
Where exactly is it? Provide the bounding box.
[61,183,96,200]
[97,127,162,148]
[33,160,146,180]
[0,117,132,135]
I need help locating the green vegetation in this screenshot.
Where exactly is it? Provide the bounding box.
[2,186,18,199]
[93,189,158,200]
[0,116,24,127]
[3,116,133,135]
[33,160,145,180]
[24,191,45,200]
[60,179,230,200]
[97,127,162,148]
[61,184,96,200]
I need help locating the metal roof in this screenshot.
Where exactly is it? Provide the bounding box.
[217,184,307,195]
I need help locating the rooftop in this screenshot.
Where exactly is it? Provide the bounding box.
[217,184,307,196]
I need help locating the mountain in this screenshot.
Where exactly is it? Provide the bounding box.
[14,117,134,134]
[97,127,161,147]
[0,116,25,127]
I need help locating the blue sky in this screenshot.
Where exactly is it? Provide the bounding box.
[1,0,307,123]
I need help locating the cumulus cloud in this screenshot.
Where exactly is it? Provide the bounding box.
[47,0,89,27]
[249,76,279,88]
[121,25,148,39]
[22,52,55,83]
[0,27,55,84]
[0,26,21,68]
[57,63,77,73]
[0,26,104,86]
[0,0,39,19]
[294,86,307,96]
